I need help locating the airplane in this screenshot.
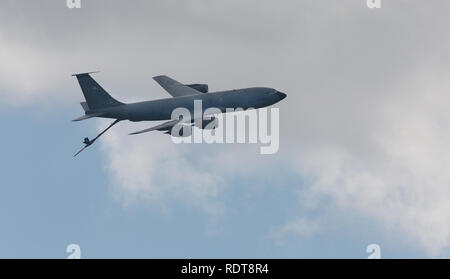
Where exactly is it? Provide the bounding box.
[72,72,287,157]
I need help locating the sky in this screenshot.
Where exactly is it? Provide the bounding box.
[0,0,449,258]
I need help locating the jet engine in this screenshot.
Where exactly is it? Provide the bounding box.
[186,84,208,93]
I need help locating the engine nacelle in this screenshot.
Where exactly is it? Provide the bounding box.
[186,83,208,93]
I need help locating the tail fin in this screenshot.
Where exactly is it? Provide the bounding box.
[73,72,123,110]
[80,101,89,112]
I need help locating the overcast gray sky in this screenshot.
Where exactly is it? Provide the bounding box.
[1,0,450,257]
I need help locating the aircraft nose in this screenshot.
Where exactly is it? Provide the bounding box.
[276,91,287,101]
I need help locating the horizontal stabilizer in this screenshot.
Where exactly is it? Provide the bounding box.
[72,112,106,122]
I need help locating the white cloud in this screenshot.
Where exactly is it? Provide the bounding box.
[0,36,64,104]
[1,0,450,256]
[286,71,450,256]
[98,120,226,219]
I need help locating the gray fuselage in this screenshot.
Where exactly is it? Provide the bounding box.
[90,87,286,122]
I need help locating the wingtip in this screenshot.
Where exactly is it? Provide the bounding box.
[152,74,169,80]
[129,130,143,135]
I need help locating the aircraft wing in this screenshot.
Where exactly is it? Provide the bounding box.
[153,75,202,97]
[129,119,183,135]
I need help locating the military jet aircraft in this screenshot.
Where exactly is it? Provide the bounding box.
[72,72,287,156]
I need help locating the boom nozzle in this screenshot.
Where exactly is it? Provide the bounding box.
[74,119,120,157]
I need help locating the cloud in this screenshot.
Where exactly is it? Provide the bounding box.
[1,0,450,255]
[292,71,450,255]
[97,120,226,219]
